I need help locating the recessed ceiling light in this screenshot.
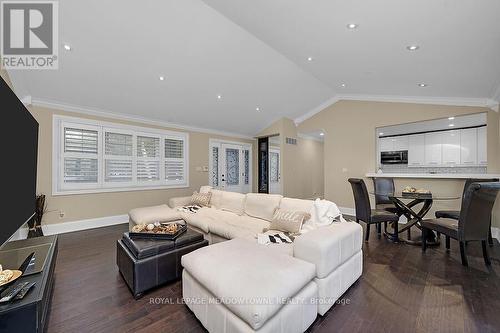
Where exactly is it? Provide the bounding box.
[256,107,260,111]
[159,76,165,81]
[217,95,222,100]
[346,23,358,29]
[63,44,71,51]
[406,45,419,51]
[341,83,346,88]
[319,132,324,136]
[379,132,384,136]
[449,124,455,127]
[448,117,455,120]
[307,57,313,62]
[418,83,428,87]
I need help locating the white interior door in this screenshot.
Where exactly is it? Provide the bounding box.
[210,141,251,193]
[269,148,281,194]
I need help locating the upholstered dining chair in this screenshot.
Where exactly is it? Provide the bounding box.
[348,178,400,242]
[422,182,500,266]
[372,177,398,213]
[435,178,498,246]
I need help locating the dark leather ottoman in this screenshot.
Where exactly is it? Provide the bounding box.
[116,229,208,299]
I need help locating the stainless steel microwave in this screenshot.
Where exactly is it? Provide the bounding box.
[381,150,408,164]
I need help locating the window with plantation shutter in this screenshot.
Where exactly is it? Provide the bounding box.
[165,138,185,184]
[104,131,133,184]
[137,135,160,182]
[62,126,99,186]
[54,116,189,194]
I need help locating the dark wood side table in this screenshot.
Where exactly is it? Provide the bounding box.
[0,235,58,332]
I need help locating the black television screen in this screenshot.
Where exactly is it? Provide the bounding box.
[0,76,38,248]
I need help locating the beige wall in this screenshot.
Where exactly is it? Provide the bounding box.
[298,100,500,228]
[258,118,324,199]
[296,137,324,199]
[30,105,256,225]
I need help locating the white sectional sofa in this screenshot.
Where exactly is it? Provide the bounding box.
[128,187,363,331]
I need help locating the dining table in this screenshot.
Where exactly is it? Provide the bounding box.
[370,191,460,245]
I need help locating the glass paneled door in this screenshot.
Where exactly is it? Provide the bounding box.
[269,148,281,194]
[210,141,251,193]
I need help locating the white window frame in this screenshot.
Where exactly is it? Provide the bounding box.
[53,115,189,195]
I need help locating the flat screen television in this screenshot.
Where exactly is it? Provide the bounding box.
[0,76,39,248]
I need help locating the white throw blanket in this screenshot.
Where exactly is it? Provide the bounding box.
[301,199,346,233]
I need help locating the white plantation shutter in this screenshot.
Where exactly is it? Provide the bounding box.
[55,116,188,193]
[62,126,99,185]
[165,138,185,184]
[137,135,160,182]
[104,131,133,184]
[64,157,98,183]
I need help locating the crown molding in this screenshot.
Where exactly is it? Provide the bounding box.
[20,95,32,106]
[294,95,340,125]
[295,94,499,124]
[30,98,255,140]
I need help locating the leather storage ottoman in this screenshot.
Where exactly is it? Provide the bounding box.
[117,229,208,299]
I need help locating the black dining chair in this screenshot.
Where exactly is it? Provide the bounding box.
[372,177,398,213]
[422,182,500,266]
[435,178,498,246]
[372,177,399,234]
[348,178,400,242]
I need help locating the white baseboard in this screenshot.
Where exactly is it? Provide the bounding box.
[9,214,128,242]
[339,207,355,216]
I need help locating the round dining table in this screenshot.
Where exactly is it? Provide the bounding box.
[370,191,460,245]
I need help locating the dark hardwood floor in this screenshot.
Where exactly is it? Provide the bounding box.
[46,223,500,333]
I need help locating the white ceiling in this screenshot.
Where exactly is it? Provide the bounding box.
[8,0,500,136]
[8,0,332,136]
[203,0,500,101]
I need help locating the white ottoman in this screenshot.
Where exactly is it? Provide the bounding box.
[128,204,182,229]
[181,238,318,333]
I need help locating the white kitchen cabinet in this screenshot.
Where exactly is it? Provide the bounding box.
[441,130,461,165]
[425,132,443,166]
[379,137,394,152]
[393,136,409,151]
[408,134,425,167]
[379,136,409,152]
[460,128,478,166]
[477,126,487,165]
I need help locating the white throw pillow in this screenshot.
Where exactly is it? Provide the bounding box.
[269,209,309,233]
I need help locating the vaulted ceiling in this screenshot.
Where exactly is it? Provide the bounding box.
[8,0,500,136]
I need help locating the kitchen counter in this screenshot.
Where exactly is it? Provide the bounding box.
[365,173,500,179]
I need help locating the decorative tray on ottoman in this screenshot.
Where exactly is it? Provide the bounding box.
[130,220,187,240]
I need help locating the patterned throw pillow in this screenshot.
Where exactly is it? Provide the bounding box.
[269,209,310,233]
[190,192,212,207]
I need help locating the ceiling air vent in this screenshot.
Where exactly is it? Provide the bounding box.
[285,137,297,145]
